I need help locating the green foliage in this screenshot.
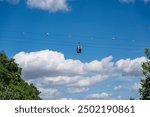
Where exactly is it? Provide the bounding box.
[139,48,150,100]
[0,52,41,100]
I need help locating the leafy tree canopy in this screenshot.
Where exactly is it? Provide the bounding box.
[139,48,150,100]
[0,52,41,100]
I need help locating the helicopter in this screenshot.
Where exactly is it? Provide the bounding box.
[76,42,82,53]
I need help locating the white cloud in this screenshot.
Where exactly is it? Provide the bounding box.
[39,88,62,99]
[131,82,141,91]
[87,92,112,100]
[0,0,70,12]
[0,0,19,4]
[14,50,146,99]
[116,57,145,76]
[114,85,123,91]
[26,0,70,12]
[30,75,107,87]
[83,56,115,75]
[117,96,123,99]
[66,87,89,94]
[14,50,84,79]
[59,98,76,100]
[13,50,109,84]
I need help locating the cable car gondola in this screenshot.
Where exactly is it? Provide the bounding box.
[76,42,82,53]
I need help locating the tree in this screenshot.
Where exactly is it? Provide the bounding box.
[0,52,41,100]
[139,48,150,100]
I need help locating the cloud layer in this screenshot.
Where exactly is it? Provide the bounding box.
[1,0,149,13]
[0,0,70,12]
[87,92,112,100]
[27,0,70,12]
[14,50,145,99]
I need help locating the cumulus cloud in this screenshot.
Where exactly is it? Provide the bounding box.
[114,85,123,91]
[0,0,70,12]
[14,50,83,79]
[87,92,112,100]
[39,88,62,99]
[116,57,145,76]
[117,96,123,99]
[84,56,115,75]
[14,50,146,99]
[59,98,76,100]
[13,50,145,79]
[28,74,107,88]
[13,50,110,82]
[0,0,19,4]
[66,87,89,94]
[26,0,70,12]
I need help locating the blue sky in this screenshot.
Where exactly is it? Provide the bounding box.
[0,0,150,99]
